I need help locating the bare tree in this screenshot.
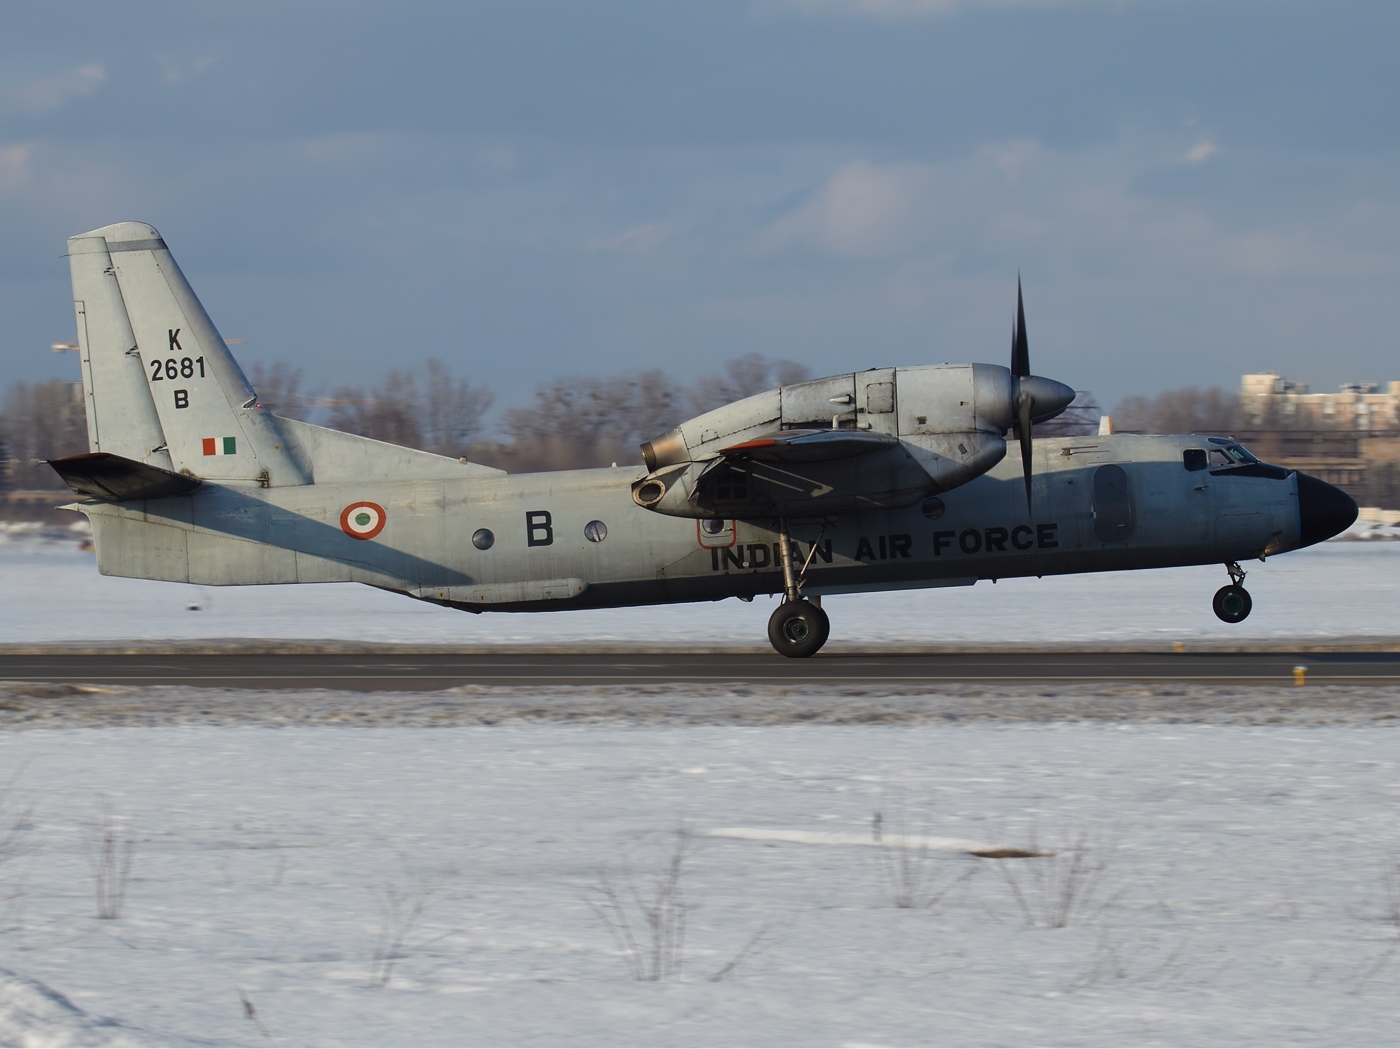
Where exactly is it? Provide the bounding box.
[1112,386,1241,435]
[328,370,424,447]
[504,370,681,451]
[0,379,88,490]
[328,361,492,454]
[1034,391,1102,437]
[688,353,810,415]
[488,355,811,473]
[247,361,313,420]
[499,369,683,470]
[418,359,495,457]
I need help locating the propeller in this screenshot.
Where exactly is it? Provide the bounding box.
[1009,277,1076,514]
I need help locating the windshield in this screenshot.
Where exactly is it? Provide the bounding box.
[1206,438,1260,467]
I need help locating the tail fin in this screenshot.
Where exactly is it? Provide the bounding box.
[67,223,308,487]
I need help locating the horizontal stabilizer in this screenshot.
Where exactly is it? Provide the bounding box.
[49,452,202,502]
[721,428,899,463]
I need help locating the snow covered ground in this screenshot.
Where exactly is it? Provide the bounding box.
[0,721,1398,1045]
[0,530,1397,647]
[0,532,1398,1045]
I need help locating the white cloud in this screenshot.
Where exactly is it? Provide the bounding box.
[0,143,34,193]
[0,64,105,118]
[758,159,934,257]
[1185,139,1219,163]
[588,224,666,253]
[160,55,218,85]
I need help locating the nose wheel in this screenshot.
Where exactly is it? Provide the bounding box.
[1212,562,1253,623]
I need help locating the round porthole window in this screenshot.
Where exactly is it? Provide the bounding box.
[472,528,495,550]
[921,497,946,521]
[584,520,608,543]
[700,518,726,536]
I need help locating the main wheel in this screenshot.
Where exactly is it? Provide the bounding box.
[767,599,829,658]
[1212,584,1252,623]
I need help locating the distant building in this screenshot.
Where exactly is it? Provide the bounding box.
[1241,373,1400,432]
[1235,374,1400,510]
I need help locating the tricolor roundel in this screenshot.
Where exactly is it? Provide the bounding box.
[340,501,387,540]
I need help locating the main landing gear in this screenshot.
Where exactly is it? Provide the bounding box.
[766,517,830,658]
[1212,561,1253,624]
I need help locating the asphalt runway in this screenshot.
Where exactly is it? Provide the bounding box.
[2,649,1400,690]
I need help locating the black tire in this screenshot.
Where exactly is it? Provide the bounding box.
[811,602,831,650]
[767,599,829,658]
[1212,584,1252,624]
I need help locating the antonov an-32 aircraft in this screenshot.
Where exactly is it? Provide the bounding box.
[49,222,1358,657]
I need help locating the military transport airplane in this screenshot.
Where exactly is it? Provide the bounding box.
[48,222,1358,657]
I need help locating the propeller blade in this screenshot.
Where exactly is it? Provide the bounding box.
[1018,390,1034,512]
[1011,275,1029,378]
[1012,275,1033,512]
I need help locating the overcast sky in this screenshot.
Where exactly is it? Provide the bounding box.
[2,0,1398,420]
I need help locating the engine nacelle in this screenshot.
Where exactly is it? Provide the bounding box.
[634,364,1044,518]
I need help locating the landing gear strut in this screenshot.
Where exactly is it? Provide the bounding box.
[767,517,830,658]
[1212,561,1253,624]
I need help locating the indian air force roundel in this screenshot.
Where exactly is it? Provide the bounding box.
[340,501,387,540]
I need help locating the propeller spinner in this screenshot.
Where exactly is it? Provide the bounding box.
[1009,278,1076,513]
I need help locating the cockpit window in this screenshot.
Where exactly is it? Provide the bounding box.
[1206,437,1260,465]
[1183,449,1207,472]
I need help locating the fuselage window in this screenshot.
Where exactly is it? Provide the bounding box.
[1183,449,1207,471]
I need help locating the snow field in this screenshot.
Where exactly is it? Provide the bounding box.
[0,532,1397,1043]
[0,721,1397,1045]
[0,533,1397,647]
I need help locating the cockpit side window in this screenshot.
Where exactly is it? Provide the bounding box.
[1183,448,1208,472]
[1209,448,1233,468]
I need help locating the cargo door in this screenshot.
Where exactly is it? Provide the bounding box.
[1092,464,1135,543]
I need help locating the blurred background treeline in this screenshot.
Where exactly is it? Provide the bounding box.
[4,357,1400,509]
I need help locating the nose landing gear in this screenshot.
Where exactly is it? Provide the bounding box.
[1212,561,1253,624]
[767,517,831,657]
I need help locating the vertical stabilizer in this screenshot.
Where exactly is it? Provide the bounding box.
[66,223,309,487]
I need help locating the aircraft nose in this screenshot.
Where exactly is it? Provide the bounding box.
[1021,376,1078,424]
[1296,472,1358,548]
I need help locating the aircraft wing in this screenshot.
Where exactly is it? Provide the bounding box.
[718,428,899,463]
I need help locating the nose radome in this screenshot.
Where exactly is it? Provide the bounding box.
[1021,375,1077,424]
[1296,472,1358,548]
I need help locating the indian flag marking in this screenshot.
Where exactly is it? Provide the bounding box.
[340,501,387,540]
[202,437,237,456]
